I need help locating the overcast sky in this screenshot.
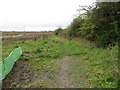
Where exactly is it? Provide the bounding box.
[0,0,94,31]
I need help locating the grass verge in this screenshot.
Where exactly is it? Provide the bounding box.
[2,36,118,88]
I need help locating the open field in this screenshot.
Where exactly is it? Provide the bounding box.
[2,33,118,88]
[1,31,52,41]
[1,31,52,36]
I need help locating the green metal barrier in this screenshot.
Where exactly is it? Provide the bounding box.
[0,47,22,82]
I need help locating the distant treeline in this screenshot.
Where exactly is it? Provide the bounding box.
[55,2,120,47]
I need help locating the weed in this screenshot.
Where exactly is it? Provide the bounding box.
[2,36,118,88]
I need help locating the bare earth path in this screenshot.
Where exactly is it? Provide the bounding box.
[57,56,75,88]
[25,56,92,88]
[3,55,93,88]
[54,56,92,88]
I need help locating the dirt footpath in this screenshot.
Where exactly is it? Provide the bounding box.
[54,56,92,88]
[2,56,93,88]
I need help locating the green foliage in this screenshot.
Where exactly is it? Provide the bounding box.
[54,27,63,35]
[91,2,119,47]
[67,17,82,37]
[50,37,118,88]
[56,2,120,47]
[64,41,87,56]
[81,45,118,88]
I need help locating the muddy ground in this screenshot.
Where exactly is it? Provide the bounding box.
[2,56,93,88]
